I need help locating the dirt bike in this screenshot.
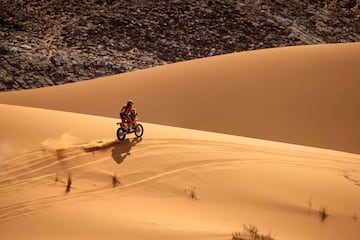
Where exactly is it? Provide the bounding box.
[116,109,144,141]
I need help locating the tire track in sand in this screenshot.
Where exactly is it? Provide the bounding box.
[1,138,359,221]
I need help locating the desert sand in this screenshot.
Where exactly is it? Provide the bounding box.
[1,44,360,239]
[0,43,359,153]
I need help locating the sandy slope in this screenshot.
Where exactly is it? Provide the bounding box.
[1,104,359,240]
[0,44,359,239]
[1,43,359,153]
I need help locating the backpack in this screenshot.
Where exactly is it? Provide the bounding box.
[120,106,126,114]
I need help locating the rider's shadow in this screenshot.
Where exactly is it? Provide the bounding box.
[111,137,142,164]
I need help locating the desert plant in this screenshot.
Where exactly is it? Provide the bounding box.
[259,232,276,240]
[244,224,258,240]
[232,225,276,240]
[319,207,328,222]
[54,172,59,183]
[232,231,244,240]
[184,186,198,200]
[112,173,120,187]
[66,173,72,193]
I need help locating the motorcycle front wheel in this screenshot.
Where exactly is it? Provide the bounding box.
[134,124,144,138]
[116,128,126,141]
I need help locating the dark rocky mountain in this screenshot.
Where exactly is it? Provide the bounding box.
[0,0,359,91]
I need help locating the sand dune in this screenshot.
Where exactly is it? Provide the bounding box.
[1,104,360,240]
[1,44,359,239]
[0,43,359,153]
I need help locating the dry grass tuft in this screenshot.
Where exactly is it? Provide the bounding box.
[244,224,258,240]
[112,173,120,187]
[231,231,244,240]
[319,207,328,222]
[65,173,72,193]
[184,186,198,200]
[54,172,59,183]
[232,224,276,240]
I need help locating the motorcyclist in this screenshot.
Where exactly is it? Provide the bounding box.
[120,100,135,129]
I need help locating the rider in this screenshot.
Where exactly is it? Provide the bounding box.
[120,100,135,129]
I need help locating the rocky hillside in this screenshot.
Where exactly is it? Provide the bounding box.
[0,0,359,91]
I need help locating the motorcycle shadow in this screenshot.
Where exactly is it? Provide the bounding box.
[111,137,142,164]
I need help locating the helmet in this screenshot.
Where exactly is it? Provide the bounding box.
[127,100,133,106]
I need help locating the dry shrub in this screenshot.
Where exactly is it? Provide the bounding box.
[65,173,72,193]
[112,173,120,187]
[244,224,258,240]
[319,207,328,222]
[232,225,276,240]
[184,186,198,200]
[232,231,244,240]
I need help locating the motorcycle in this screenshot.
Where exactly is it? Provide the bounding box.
[116,109,144,141]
